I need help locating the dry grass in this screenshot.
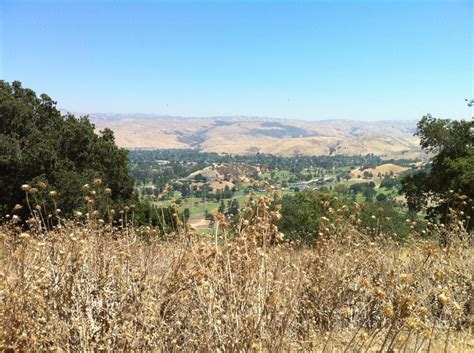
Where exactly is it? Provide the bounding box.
[350,163,410,179]
[0,189,472,351]
[93,117,423,158]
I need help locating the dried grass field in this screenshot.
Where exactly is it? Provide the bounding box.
[1,190,472,351]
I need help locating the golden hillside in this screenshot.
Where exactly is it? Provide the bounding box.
[92,115,423,158]
[350,163,410,179]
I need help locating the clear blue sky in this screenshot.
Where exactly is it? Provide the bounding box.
[1,0,472,120]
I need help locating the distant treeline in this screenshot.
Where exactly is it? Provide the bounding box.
[130,149,419,169]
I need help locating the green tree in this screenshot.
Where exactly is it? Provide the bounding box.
[278,189,341,244]
[218,200,226,213]
[376,193,387,202]
[350,183,364,194]
[133,203,183,234]
[204,209,214,222]
[0,81,135,217]
[363,186,377,201]
[334,183,348,195]
[401,114,474,227]
[183,208,191,222]
[380,176,400,190]
[227,199,240,216]
[358,200,414,241]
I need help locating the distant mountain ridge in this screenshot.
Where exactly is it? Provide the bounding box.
[78,112,423,159]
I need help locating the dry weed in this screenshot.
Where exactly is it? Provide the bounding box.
[0,185,472,351]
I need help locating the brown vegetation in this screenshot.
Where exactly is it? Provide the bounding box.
[1,189,472,351]
[350,163,410,179]
[188,163,260,187]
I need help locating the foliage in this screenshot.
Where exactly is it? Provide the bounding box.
[376,193,387,202]
[0,81,135,217]
[133,202,184,234]
[401,114,474,228]
[349,181,376,201]
[279,189,420,243]
[278,189,343,244]
[357,200,416,241]
[334,183,348,195]
[183,208,191,222]
[380,176,401,190]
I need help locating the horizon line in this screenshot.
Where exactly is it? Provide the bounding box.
[61,109,422,123]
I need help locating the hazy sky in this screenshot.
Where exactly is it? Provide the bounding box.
[1,0,472,121]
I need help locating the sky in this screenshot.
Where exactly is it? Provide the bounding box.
[0,0,472,121]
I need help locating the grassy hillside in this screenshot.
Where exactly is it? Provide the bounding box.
[91,116,424,158]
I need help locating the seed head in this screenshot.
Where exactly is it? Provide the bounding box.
[405,316,420,329]
[419,307,429,317]
[19,233,30,240]
[438,293,449,304]
[373,287,386,300]
[342,306,352,318]
[359,277,370,288]
[434,270,444,281]
[399,273,413,284]
[383,305,394,318]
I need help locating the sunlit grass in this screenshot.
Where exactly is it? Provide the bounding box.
[1,187,471,351]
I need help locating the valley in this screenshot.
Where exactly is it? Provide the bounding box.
[130,150,424,231]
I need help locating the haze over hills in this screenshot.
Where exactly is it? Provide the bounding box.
[87,113,424,159]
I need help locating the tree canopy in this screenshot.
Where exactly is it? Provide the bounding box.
[0,80,135,217]
[401,114,473,226]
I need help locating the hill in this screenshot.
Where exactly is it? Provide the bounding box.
[350,163,410,179]
[89,114,423,158]
[187,163,259,185]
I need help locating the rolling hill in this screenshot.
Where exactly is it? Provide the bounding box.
[88,114,424,158]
